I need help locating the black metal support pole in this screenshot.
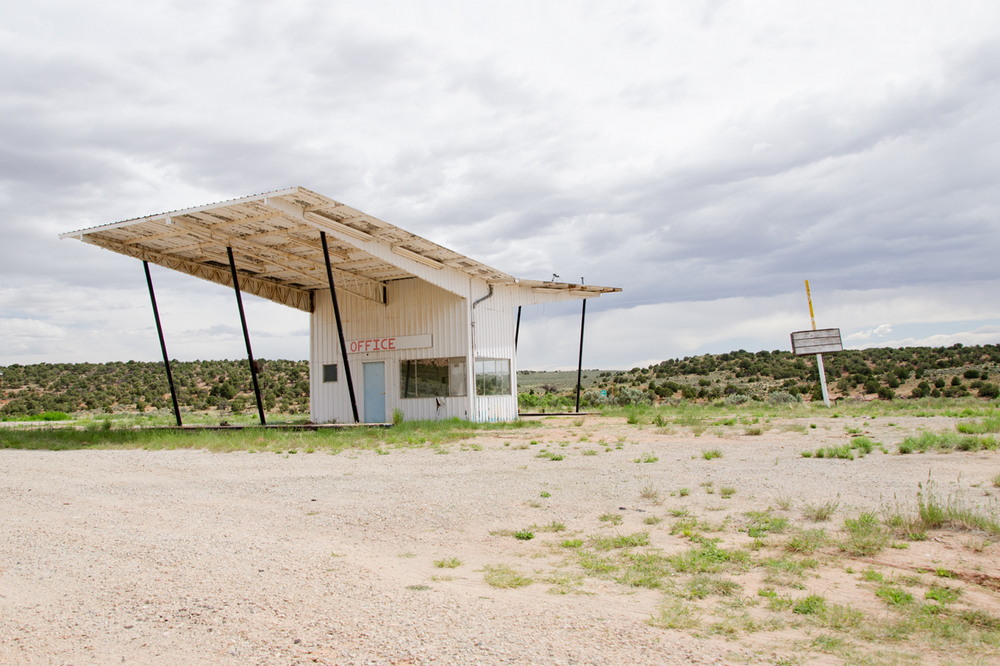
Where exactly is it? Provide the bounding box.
[575,295,587,413]
[226,247,266,426]
[320,232,360,423]
[514,306,522,351]
[143,261,182,427]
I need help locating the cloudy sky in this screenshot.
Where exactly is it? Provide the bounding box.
[2,0,999,370]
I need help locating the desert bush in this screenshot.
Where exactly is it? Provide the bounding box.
[767,390,799,404]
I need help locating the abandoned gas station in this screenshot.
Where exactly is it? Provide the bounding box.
[61,187,620,425]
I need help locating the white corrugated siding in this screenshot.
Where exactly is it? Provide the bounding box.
[310,278,472,423]
[310,276,595,423]
[470,283,519,421]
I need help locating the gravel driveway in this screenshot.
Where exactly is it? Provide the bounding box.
[2,414,996,664]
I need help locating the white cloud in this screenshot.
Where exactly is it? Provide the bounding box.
[857,326,1000,351]
[846,324,893,342]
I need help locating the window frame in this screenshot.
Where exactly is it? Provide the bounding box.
[400,357,467,398]
[474,358,511,396]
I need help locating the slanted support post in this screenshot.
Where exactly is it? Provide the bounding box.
[515,306,522,351]
[143,261,182,426]
[320,231,360,423]
[575,279,587,413]
[226,246,266,426]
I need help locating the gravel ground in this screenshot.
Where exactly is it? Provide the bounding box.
[1,414,997,664]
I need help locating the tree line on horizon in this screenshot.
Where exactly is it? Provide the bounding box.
[1,343,998,418]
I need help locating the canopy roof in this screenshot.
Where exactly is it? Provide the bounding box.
[61,187,620,312]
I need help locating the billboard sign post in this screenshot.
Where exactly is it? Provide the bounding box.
[791,281,843,407]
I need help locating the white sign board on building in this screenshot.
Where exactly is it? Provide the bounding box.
[790,328,843,356]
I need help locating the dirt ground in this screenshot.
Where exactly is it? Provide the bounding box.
[2,414,999,665]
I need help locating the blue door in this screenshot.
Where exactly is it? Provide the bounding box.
[363,362,386,423]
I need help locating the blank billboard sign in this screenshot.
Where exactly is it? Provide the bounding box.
[791,328,843,356]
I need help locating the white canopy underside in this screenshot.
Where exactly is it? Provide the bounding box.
[62,186,620,312]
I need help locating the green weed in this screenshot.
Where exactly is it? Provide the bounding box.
[793,594,827,615]
[745,510,789,537]
[925,586,961,605]
[875,585,913,606]
[669,539,750,574]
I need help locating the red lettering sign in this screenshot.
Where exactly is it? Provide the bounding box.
[347,334,431,354]
[350,337,398,353]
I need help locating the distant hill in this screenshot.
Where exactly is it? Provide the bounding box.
[2,343,998,417]
[0,359,310,417]
[516,344,1000,408]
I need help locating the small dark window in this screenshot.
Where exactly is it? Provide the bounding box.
[323,364,338,382]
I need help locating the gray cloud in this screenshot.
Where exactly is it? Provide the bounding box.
[2,1,999,367]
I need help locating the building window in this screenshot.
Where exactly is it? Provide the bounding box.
[401,357,467,398]
[475,358,511,396]
[322,364,338,382]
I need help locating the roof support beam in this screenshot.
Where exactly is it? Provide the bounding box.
[227,246,267,427]
[143,261,183,426]
[575,295,587,414]
[321,231,360,423]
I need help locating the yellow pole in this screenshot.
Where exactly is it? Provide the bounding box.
[805,279,817,330]
[804,279,830,407]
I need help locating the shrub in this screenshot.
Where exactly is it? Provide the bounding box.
[36,411,72,421]
[978,383,1000,399]
[616,386,651,406]
[767,390,799,405]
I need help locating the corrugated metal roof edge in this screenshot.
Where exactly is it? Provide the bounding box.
[58,186,303,239]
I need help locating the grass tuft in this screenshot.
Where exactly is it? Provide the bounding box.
[916,481,1000,534]
[591,532,651,550]
[484,564,532,588]
[841,512,889,556]
[802,499,839,522]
